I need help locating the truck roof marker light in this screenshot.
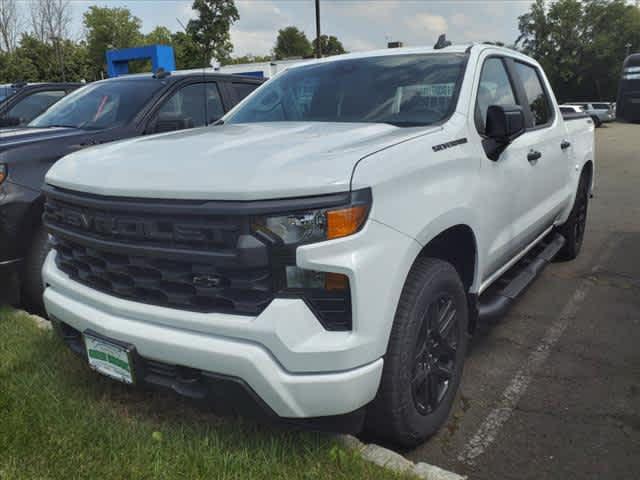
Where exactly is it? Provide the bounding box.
[326,205,368,239]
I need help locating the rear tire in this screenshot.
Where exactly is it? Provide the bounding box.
[557,172,589,261]
[365,258,469,448]
[21,223,51,313]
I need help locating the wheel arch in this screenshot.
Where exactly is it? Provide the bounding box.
[401,223,479,333]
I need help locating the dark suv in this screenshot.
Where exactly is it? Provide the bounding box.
[0,71,263,308]
[0,83,81,127]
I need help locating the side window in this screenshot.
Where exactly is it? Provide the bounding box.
[476,58,517,133]
[7,90,66,125]
[513,62,553,127]
[155,82,224,130]
[232,82,259,102]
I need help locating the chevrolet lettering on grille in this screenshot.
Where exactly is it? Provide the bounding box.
[47,204,237,244]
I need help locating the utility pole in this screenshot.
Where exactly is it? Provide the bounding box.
[315,0,321,58]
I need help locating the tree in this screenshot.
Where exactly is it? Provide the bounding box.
[186,0,239,66]
[0,0,20,52]
[312,34,346,57]
[30,0,71,43]
[0,34,91,83]
[225,53,272,65]
[516,0,640,101]
[144,26,173,46]
[83,6,142,78]
[274,26,312,59]
[171,31,203,69]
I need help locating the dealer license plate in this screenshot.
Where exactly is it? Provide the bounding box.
[84,333,135,384]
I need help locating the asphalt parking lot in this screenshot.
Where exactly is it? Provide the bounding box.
[408,122,640,479]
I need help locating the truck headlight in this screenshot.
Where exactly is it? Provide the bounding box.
[251,188,372,331]
[256,204,368,245]
[253,190,371,246]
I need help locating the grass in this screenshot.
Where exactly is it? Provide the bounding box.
[0,307,412,480]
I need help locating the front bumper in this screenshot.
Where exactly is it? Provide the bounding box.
[43,218,420,418]
[44,278,383,418]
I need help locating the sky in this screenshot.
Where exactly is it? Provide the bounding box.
[55,0,535,57]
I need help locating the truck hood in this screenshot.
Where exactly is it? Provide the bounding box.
[0,126,85,150]
[46,122,437,200]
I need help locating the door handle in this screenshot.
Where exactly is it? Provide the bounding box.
[527,150,542,163]
[561,140,571,150]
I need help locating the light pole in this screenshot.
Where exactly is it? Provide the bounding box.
[315,0,321,58]
[626,43,632,57]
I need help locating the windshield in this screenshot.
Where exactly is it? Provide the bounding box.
[226,53,467,127]
[29,79,164,129]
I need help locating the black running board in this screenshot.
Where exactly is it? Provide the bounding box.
[478,233,565,321]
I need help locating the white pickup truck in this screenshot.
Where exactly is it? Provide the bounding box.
[42,44,594,446]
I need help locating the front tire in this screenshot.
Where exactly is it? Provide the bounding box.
[591,115,602,128]
[21,223,51,312]
[365,258,469,448]
[557,172,589,261]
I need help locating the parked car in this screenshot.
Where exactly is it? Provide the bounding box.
[568,101,615,126]
[559,104,585,114]
[0,82,81,127]
[42,44,594,446]
[0,71,263,308]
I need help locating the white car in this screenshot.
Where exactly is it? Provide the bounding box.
[567,102,616,126]
[560,104,585,114]
[42,43,595,447]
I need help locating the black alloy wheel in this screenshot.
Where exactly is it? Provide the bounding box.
[411,294,458,415]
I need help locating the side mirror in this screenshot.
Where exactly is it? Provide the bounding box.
[0,116,21,128]
[482,105,525,161]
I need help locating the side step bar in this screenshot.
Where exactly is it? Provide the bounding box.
[478,233,566,322]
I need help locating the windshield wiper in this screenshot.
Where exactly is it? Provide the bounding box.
[42,124,79,129]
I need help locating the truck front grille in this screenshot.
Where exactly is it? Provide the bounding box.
[43,187,273,315]
[52,237,272,314]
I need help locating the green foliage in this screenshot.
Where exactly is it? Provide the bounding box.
[274,26,313,60]
[312,34,347,57]
[0,34,91,83]
[186,0,239,65]
[144,26,173,46]
[516,0,640,101]
[223,54,273,65]
[83,6,143,79]
[172,31,204,70]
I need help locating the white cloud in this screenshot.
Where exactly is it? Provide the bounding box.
[407,13,448,35]
[338,0,402,21]
[345,37,378,52]
[451,13,471,29]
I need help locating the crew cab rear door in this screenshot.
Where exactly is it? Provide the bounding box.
[506,58,570,249]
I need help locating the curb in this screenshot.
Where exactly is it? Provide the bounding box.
[337,435,466,480]
[24,312,465,479]
[28,312,52,331]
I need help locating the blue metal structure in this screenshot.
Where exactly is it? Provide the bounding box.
[106,45,176,78]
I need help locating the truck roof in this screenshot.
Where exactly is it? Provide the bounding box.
[282,43,524,71]
[101,71,263,83]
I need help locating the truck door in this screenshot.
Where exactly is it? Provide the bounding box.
[507,59,570,250]
[472,56,533,279]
